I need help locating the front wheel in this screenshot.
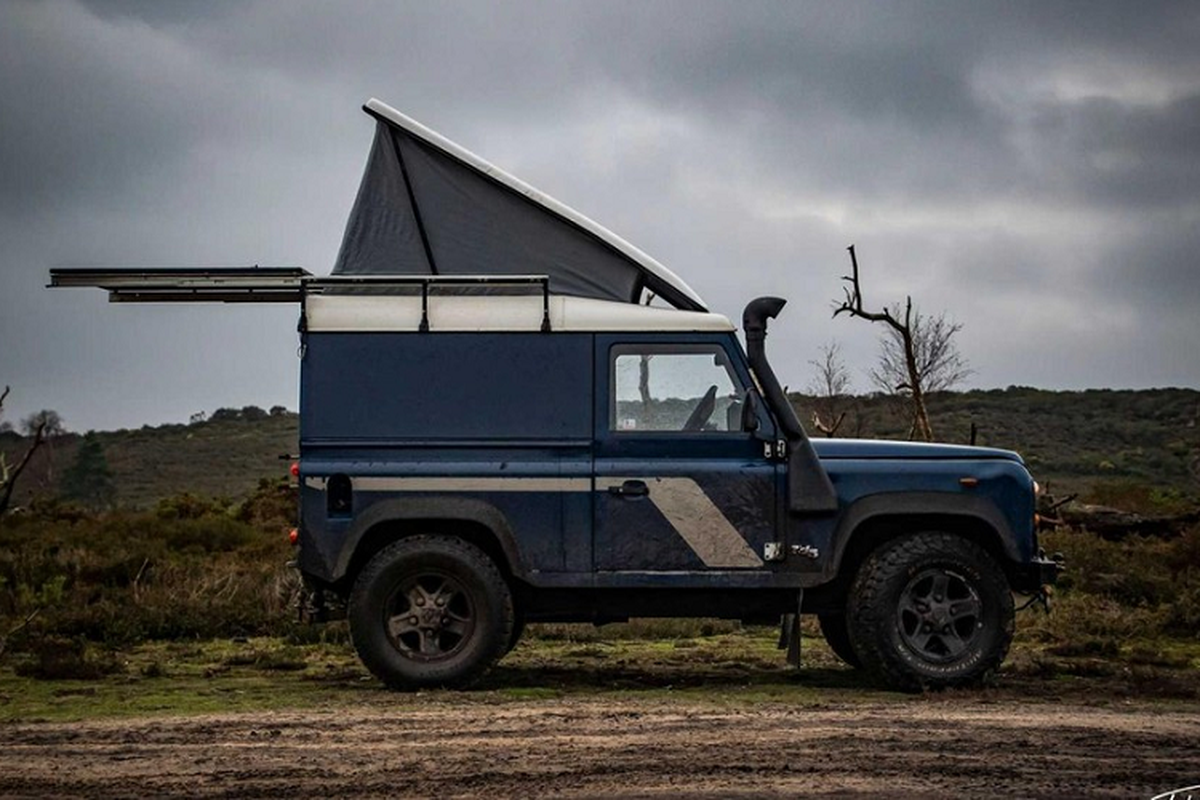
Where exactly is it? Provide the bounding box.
[348,535,514,689]
[846,532,1014,691]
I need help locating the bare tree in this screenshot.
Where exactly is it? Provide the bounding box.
[0,387,50,514]
[21,409,64,438]
[808,341,851,437]
[833,245,971,441]
[869,308,972,396]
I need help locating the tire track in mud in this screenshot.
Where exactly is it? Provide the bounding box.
[2,700,1197,798]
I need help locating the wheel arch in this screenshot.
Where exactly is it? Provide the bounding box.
[826,493,1022,594]
[334,497,526,589]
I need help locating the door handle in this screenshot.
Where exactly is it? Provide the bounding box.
[608,479,649,497]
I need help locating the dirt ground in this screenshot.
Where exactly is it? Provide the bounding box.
[1,698,1197,798]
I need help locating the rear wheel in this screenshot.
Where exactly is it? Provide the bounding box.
[348,535,513,689]
[817,611,862,668]
[847,531,1013,691]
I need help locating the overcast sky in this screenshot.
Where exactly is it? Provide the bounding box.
[1,0,1197,432]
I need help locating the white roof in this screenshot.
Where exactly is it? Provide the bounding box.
[364,98,709,312]
[307,293,734,333]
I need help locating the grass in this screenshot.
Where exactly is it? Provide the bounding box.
[0,629,894,722]
[3,616,1199,722]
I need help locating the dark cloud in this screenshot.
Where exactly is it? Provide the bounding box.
[1,0,1197,431]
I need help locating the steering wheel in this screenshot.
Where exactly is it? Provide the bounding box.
[682,384,718,432]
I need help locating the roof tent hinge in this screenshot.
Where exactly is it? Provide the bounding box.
[297,287,309,334]
[540,278,551,333]
[419,279,430,333]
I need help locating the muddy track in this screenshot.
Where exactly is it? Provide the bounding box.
[2,699,1197,798]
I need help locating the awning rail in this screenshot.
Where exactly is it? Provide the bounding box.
[49,268,554,330]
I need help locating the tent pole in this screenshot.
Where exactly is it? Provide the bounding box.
[390,131,440,276]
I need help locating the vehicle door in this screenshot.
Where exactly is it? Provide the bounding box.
[592,334,779,576]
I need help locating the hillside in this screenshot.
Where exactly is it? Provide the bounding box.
[1,410,297,509]
[791,386,1200,497]
[2,387,1199,509]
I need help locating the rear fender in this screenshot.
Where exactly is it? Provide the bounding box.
[333,496,526,583]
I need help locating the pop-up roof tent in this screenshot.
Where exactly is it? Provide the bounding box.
[50,100,709,317]
[334,99,707,312]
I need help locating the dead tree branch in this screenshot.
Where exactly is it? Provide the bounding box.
[0,386,49,515]
[833,246,935,441]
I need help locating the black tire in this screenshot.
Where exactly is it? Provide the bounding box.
[817,611,863,669]
[348,535,513,689]
[846,532,1014,691]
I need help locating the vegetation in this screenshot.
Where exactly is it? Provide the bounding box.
[59,432,116,510]
[0,478,1196,718]
[0,391,1196,718]
[0,406,297,509]
[789,386,1200,496]
[2,389,1196,510]
[833,245,971,441]
[0,479,298,659]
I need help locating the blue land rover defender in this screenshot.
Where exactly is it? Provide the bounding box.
[52,99,1059,691]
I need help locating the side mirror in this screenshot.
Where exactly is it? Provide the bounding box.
[741,390,761,433]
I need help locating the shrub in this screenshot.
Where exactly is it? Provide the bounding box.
[14,637,123,680]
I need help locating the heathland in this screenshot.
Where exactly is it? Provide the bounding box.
[0,388,1197,728]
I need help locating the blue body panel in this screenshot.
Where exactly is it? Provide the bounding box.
[296,328,1041,595]
[812,439,1023,463]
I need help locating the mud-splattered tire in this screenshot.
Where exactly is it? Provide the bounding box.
[847,532,1014,691]
[348,536,513,689]
[817,611,863,669]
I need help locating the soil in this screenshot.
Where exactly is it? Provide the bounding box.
[2,698,1197,798]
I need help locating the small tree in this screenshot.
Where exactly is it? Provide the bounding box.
[0,387,50,514]
[21,409,64,438]
[834,245,970,441]
[808,341,852,437]
[61,431,117,510]
[240,405,268,422]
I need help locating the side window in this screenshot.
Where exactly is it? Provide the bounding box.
[611,345,745,433]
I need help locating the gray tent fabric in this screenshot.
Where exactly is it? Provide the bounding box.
[333,117,688,307]
[332,123,432,277]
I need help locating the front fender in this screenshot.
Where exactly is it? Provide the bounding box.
[826,492,1026,579]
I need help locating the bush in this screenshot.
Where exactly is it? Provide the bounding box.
[0,492,297,650]
[1019,524,1200,651]
[14,637,123,680]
